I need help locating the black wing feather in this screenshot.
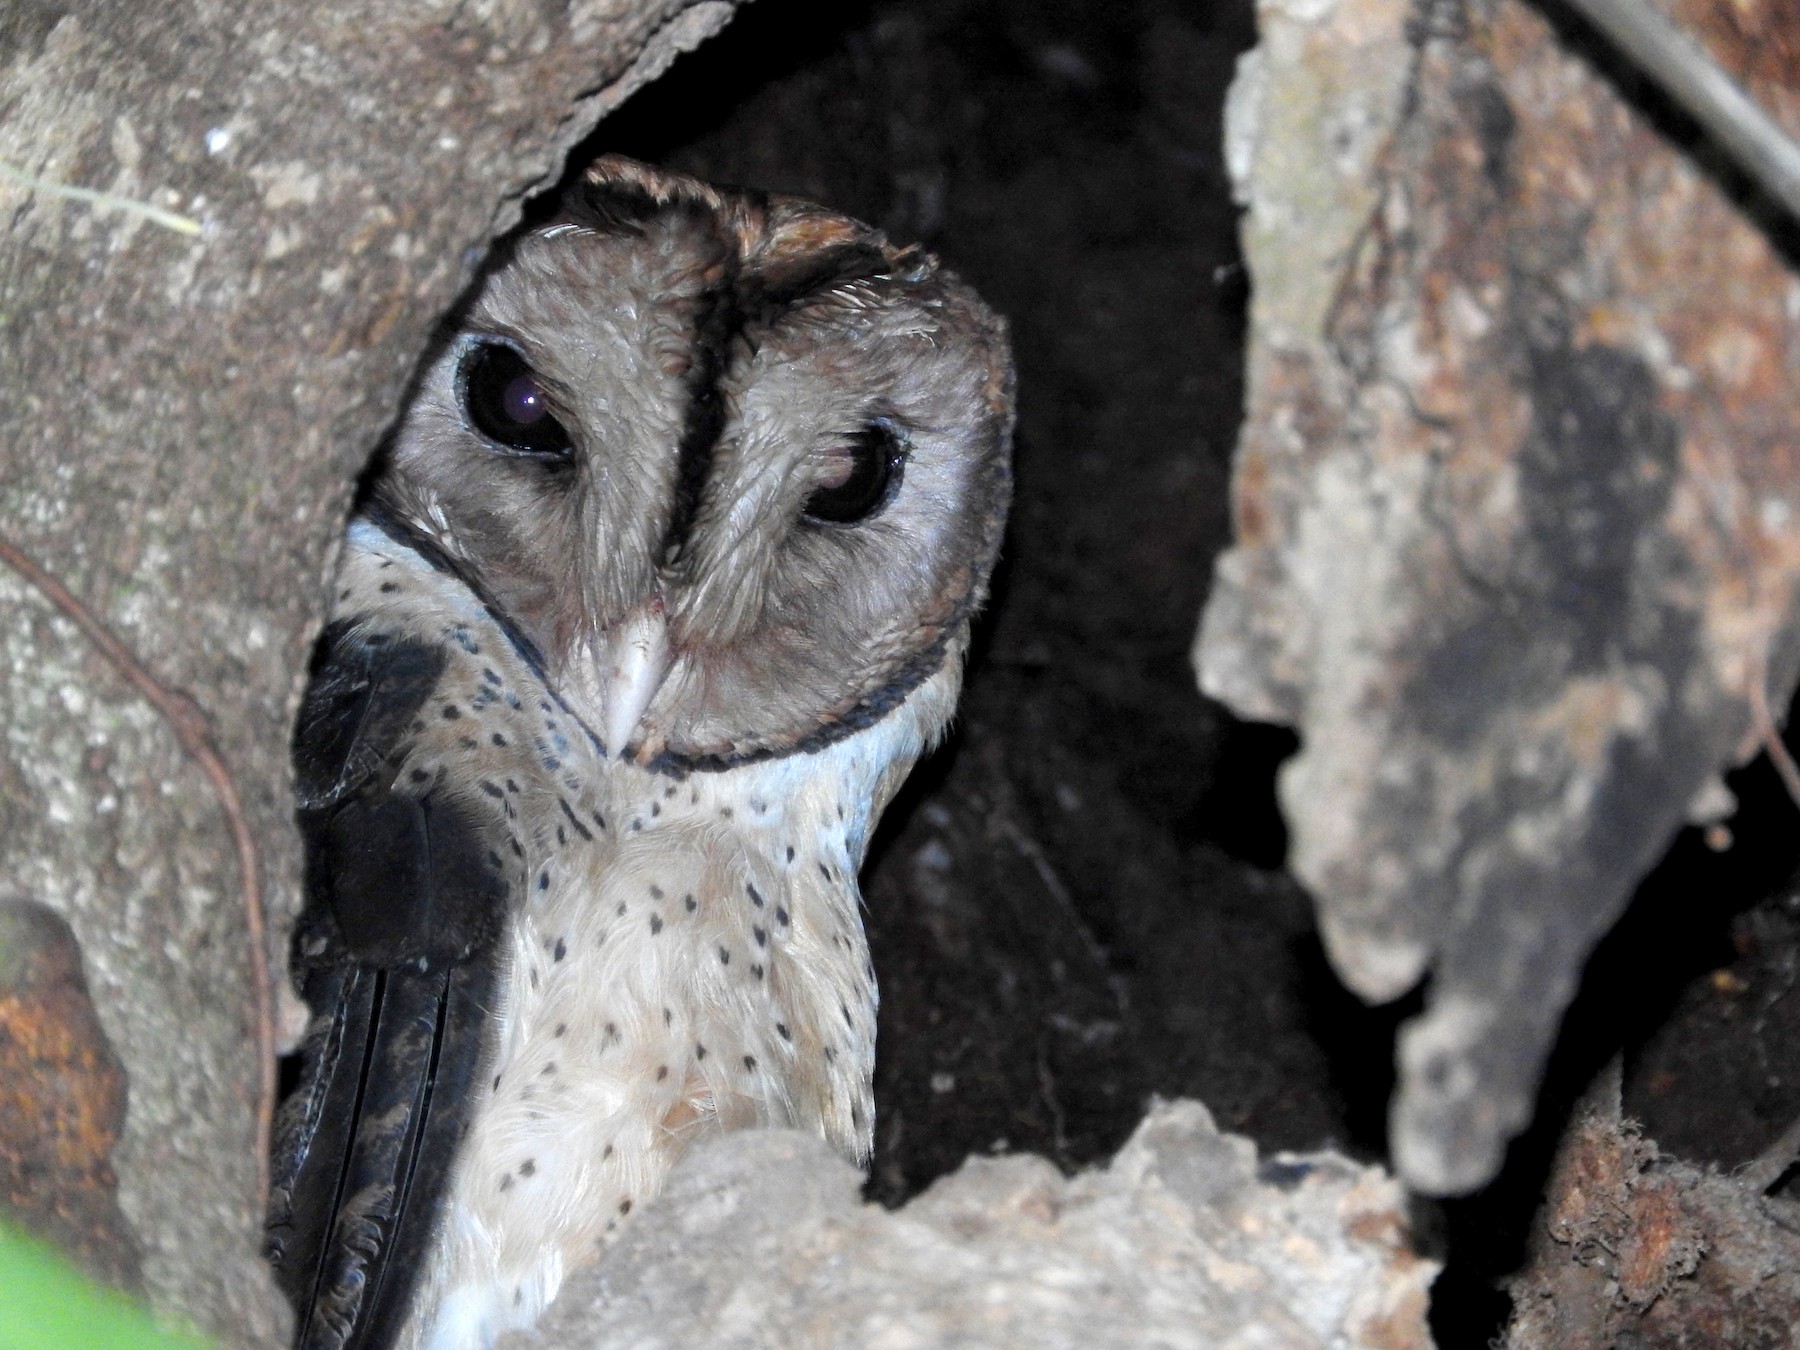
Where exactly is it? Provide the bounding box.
[268,621,509,1350]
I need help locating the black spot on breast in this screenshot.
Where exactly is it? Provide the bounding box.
[499,1174,514,1192]
[493,1074,502,1090]
[482,668,502,686]
[651,801,661,817]
[554,1023,567,1037]
[605,1022,618,1041]
[775,907,789,927]
[541,1062,556,1076]
[603,1143,614,1159]
[553,937,567,962]
[513,1288,522,1308]
[696,1042,707,1059]
[719,946,730,965]
[818,863,831,881]
[458,736,477,751]
[492,731,508,746]
[442,704,461,719]
[746,883,764,908]
[743,1055,756,1072]
[619,1199,632,1216]
[650,915,664,935]
[785,846,795,863]
[380,581,399,594]
[751,964,764,980]
[505,779,520,794]
[663,1006,672,1026]
[556,798,594,841]
[776,1022,790,1041]
[656,1065,668,1081]
[684,894,697,912]
[616,902,627,917]
[649,885,664,900]
[753,926,766,947]
[410,768,431,784]
[480,781,504,799]
[823,1046,835,1062]
[538,870,550,893]
[592,810,608,831]
[718,806,733,819]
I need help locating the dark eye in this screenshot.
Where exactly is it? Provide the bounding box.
[458,341,573,458]
[802,422,905,525]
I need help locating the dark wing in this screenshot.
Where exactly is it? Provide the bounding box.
[267,620,510,1350]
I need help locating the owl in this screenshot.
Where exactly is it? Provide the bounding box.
[263,155,1013,1350]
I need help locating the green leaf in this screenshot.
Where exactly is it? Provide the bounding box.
[0,1221,210,1350]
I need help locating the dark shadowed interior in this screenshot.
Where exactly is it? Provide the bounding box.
[535,1,1800,1342]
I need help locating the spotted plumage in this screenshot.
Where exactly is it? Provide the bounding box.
[265,157,1012,1350]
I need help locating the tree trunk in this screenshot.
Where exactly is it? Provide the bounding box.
[0,2,740,1341]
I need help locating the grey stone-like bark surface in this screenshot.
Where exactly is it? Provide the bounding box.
[512,1099,1437,1350]
[0,1,740,1343]
[1197,0,1800,1196]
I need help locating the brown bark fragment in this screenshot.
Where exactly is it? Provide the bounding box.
[0,899,140,1293]
[1506,1084,1800,1349]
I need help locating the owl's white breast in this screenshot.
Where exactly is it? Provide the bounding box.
[333,526,953,1350]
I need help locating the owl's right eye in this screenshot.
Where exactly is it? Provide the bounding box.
[458,341,574,459]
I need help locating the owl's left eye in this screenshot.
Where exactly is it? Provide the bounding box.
[458,341,573,459]
[803,421,905,525]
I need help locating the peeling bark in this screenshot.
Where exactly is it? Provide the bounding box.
[1199,0,1800,1194]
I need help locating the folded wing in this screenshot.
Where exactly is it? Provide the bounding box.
[268,620,510,1350]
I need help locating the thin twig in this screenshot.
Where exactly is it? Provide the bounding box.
[1741,1111,1800,1194]
[1560,0,1800,226]
[0,159,204,237]
[0,532,275,1203]
[1749,667,1800,813]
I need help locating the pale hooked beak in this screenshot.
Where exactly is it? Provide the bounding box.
[601,598,672,758]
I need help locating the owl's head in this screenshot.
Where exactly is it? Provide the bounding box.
[375,155,1013,770]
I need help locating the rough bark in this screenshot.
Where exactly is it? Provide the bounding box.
[0,1,741,1342]
[513,1100,1438,1350]
[1198,0,1800,1195]
[1505,1069,1800,1348]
